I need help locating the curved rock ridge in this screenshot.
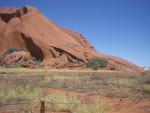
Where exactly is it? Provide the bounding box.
[0,6,142,72]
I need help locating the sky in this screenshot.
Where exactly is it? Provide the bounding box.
[0,0,150,67]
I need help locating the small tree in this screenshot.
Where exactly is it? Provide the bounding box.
[87,58,108,70]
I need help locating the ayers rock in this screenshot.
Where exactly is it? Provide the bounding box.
[0,6,142,71]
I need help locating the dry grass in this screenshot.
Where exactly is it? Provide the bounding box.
[45,93,108,113]
[0,67,149,112]
[0,66,116,74]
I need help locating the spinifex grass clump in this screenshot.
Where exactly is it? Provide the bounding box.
[45,93,108,113]
[75,101,108,113]
[0,85,42,103]
[45,93,81,111]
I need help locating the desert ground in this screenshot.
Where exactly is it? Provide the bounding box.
[0,67,149,113]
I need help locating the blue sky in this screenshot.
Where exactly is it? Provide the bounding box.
[0,0,150,67]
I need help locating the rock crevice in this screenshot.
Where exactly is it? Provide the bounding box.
[21,33,44,61]
[0,6,28,23]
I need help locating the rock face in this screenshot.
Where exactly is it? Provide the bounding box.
[0,6,142,71]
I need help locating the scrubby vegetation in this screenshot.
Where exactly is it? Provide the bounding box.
[0,69,149,112]
[0,86,42,103]
[5,47,24,54]
[87,58,108,70]
[46,93,107,113]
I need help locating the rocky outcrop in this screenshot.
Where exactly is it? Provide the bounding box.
[0,51,37,68]
[0,6,142,72]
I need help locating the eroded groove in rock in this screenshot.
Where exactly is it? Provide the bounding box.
[21,33,44,61]
[50,46,84,62]
[0,6,28,23]
[49,46,60,58]
[0,14,16,23]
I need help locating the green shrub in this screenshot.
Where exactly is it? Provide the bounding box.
[5,47,24,54]
[87,58,108,70]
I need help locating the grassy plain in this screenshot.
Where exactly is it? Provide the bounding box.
[0,67,149,113]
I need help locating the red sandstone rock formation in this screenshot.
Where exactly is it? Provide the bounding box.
[0,6,142,72]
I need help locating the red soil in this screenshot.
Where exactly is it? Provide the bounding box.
[45,88,150,113]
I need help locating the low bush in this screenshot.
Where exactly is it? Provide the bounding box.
[87,58,108,70]
[5,47,24,54]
